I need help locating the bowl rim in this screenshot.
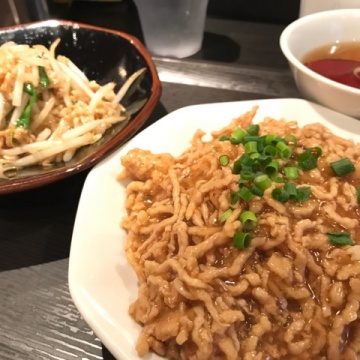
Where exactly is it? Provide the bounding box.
[279,8,360,96]
[0,19,162,195]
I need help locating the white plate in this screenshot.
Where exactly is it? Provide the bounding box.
[69,98,360,360]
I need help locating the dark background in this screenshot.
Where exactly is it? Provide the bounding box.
[4,0,301,32]
[48,0,301,25]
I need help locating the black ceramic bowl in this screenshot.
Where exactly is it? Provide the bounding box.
[0,19,161,195]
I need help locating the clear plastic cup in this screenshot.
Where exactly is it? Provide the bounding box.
[133,0,209,58]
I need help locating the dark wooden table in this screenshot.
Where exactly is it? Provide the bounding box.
[0,3,302,359]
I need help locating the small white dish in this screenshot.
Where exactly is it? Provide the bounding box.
[68,98,360,360]
[280,9,360,118]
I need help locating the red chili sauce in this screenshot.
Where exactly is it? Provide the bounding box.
[303,42,360,90]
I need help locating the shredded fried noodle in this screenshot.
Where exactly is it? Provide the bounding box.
[0,39,145,177]
[119,106,360,360]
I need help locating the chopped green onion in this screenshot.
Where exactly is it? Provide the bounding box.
[16,83,37,129]
[308,146,322,159]
[238,179,249,188]
[263,145,277,157]
[256,154,272,166]
[240,164,255,173]
[284,166,299,180]
[238,186,255,202]
[219,209,233,222]
[272,176,284,183]
[233,232,252,249]
[239,153,255,166]
[295,186,311,202]
[249,185,264,197]
[219,135,230,142]
[240,211,258,230]
[284,134,297,148]
[219,154,230,166]
[271,187,290,203]
[254,170,265,178]
[240,170,255,181]
[254,174,272,191]
[330,158,355,177]
[242,136,265,153]
[230,138,242,145]
[233,154,257,174]
[297,150,318,171]
[244,141,258,155]
[256,141,264,153]
[233,159,243,174]
[326,232,354,246]
[230,191,240,205]
[243,135,262,143]
[356,186,360,204]
[284,182,297,200]
[265,134,280,145]
[38,66,50,88]
[264,159,279,176]
[231,127,247,144]
[247,124,260,136]
[276,141,292,160]
[249,152,261,160]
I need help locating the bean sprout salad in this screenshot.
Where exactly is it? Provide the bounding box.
[0,39,145,178]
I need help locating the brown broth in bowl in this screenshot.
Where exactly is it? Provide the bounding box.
[302,42,360,89]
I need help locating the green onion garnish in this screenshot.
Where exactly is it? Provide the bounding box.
[249,152,261,160]
[238,179,248,188]
[356,186,360,204]
[272,176,284,183]
[264,159,279,176]
[246,124,260,136]
[233,231,252,249]
[271,183,311,203]
[276,141,292,160]
[219,135,230,141]
[230,191,240,205]
[16,83,37,129]
[249,185,264,197]
[330,158,355,177]
[240,211,258,230]
[284,134,297,148]
[256,154,272,165]
[240,170,255,181]
[308,146,322,159]
[219,209,233,222]
[219,154,230,166]
[244,141,258,155]
[283,182,297,200]
[297,150,318,171]
[295,186,311,202]
[271,187,290,203]
[233,154,254,174]
[217,129,318,208]
[38,66,50,88]
[254,174,272,191]
[263,145,277,157]
[231,127,248,144]
[284,166,299,180]
[238,187,255,202]
[326,232,354,246]
[265,134,279,145]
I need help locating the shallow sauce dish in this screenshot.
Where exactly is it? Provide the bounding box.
[0,19,161,195]
[69,98,360,360]
[280,9,360,118]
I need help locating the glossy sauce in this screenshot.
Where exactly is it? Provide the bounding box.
[302,42,360,89]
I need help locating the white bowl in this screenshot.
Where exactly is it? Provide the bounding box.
[280,9,360,118]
